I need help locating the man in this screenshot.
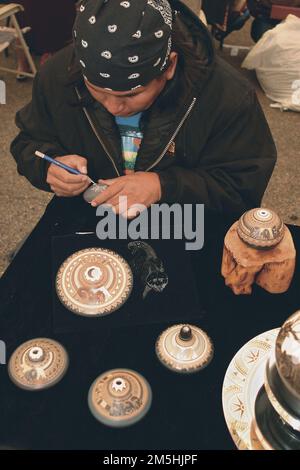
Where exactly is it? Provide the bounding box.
[11,0,277,219]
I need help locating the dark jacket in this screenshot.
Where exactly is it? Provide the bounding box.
[10,0,277,218]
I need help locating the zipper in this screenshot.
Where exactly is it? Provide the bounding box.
[145,97,197,172]
[76,86,196,176]
[75,87,120,177]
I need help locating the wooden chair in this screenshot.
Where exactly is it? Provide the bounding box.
[0,3,36,78]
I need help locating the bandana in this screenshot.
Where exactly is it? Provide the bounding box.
[73,0,173,91]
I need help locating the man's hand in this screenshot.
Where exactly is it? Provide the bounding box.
[91,172,162,218]
[47,155,90,197]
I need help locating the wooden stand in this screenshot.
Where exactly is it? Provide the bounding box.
[221,222,296,295]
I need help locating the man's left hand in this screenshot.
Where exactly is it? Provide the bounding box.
[91,172,161,218]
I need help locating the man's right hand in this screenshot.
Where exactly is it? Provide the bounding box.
[46,155,90,197]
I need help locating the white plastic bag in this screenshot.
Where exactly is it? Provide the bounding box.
[242,15,300,112]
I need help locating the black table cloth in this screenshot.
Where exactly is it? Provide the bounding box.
[0,196,299,450]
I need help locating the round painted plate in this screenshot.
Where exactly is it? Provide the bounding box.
[222,329,279,450]
[56,248,133,317]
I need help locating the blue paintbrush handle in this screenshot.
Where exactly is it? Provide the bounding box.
[47,158,81,175]
[35,151,97,185]
[35,151,81,175]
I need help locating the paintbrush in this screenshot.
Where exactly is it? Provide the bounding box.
[35,151,97,185]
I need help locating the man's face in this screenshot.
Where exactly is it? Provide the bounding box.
[84,52,178,117]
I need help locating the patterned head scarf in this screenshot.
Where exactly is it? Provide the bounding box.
[73,0,173,91]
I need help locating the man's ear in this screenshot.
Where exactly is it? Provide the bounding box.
[164,52,178,81]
